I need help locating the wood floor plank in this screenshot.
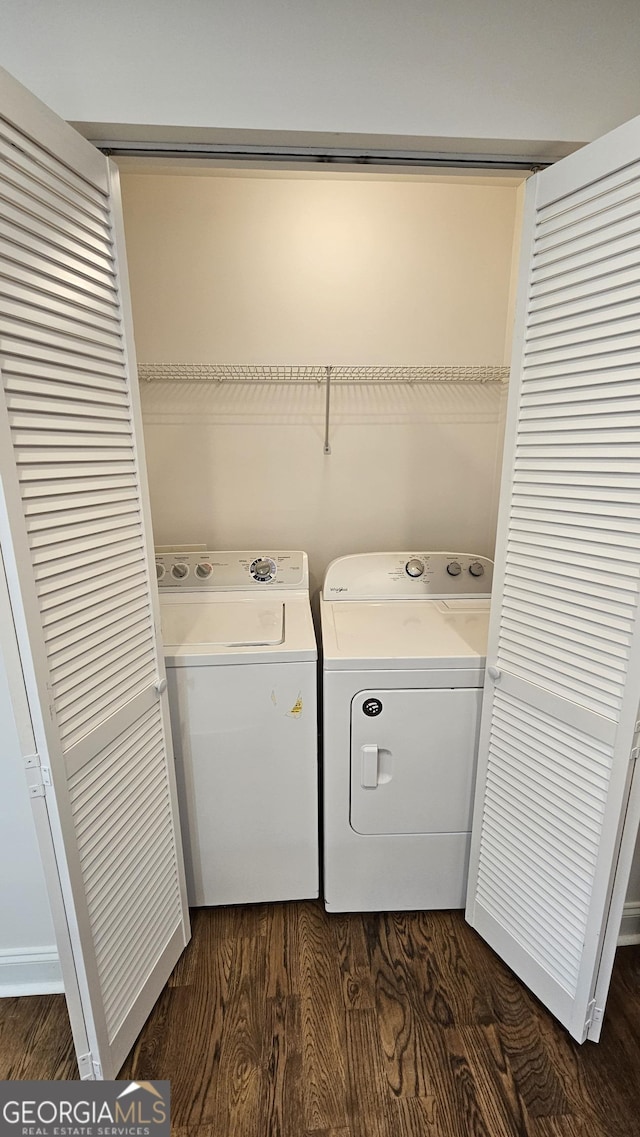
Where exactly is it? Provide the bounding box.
[332,914,376,1011]
[365,912,433,1098]
[344,1009,393,1137]
[391,1096,439,1136]
[443,1026,528,1137]
[455,1024,532,1137]
[297,901,349,1131]
[390,911,494,1027]
[0,994,76,1080]
[303,1130,352,1137]
[211,933,267,1137]
[529,1120,587,1137]
[263,994,303,1137]
[265,902,296,999]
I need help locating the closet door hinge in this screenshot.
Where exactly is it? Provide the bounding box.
[584,998,604,1032]
[24,752,52,798]
[77,1052,102,1080]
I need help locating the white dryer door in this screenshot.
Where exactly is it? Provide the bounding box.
[350,688,482,835]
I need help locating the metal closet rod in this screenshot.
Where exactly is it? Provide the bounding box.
[137,363,509,456]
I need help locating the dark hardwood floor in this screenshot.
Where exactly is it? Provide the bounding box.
[0,903,639,1136]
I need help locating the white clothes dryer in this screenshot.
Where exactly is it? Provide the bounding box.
[157,549,319,907]
[320,551,492,913]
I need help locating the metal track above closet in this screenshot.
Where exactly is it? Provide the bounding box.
[138,363,509,454]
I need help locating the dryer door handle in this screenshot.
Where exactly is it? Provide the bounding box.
[361,744,379,788]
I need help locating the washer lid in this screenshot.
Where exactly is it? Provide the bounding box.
[161,599,285,649]
[322,599,489,669]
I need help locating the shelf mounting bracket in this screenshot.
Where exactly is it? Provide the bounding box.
[324,364,332,455]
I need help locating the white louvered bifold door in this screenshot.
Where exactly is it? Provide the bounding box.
[0,66,189,1079]
[466,116,640,1043]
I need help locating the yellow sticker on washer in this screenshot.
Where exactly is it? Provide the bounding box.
[287,694,303,718]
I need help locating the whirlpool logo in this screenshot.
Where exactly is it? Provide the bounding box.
[0,1080,170,1137]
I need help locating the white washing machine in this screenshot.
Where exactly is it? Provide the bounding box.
[157,549,319,906]
[320,551,493,912]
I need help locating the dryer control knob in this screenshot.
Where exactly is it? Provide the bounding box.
[195,561,213,579]
[171,562,189,580]
[469,561,485,577]
[156,562,165,581]
[447,561,462,576]
[405,558,424,578]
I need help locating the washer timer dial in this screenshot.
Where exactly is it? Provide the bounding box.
[250,556,277,582]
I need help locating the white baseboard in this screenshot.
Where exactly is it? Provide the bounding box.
[618,901,640,946]
[0,946,63,997]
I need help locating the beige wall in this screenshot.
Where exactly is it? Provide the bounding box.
[121,172,518,366]
[121,171,520,585]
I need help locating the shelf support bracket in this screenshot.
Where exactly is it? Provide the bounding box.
[324,365,332,455]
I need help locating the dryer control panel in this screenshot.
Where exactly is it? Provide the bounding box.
[156,550,309,590]
[322,552,493,600]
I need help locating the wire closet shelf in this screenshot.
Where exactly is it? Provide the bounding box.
[138,363,509,454]
[138,364,509,384]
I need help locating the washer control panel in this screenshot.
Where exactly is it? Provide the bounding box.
[323,551,493,600]
[156,550,308,590]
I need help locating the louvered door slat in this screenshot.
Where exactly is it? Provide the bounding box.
[0,68,187,1082]
[529,278,640,322]
[3,341,126,378]
[47,613,152,674]
[514,477,640,503]
[0,301,123,351]
[467,122,640,1043]
[0,246,117,307]
[0,196,115,273]
[1,329,124,371]
[33,534,143,581]
[0,220,117,289]
[505,551,638,591]
[521,381,640,406]
[1,264,119,320]
[0,134,110,224]
[25,487,138,518]
[0,279,122,335]
[0,117,106,201]
[528,300,640,340]
[535,198,640,255]
[36,549,143,594]
[530,265,640,311]
[537,159,640,223]
[0,149,111,239]
[53,629,153,693]
[55,639,154,704]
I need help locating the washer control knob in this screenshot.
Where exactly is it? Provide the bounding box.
[171,562,189,580]
[405,558,424,578]
[447,561,462,576]
[156,562,165,581]
[195,561,213,579]
[469,561,485,578]
[251,556,277,582]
